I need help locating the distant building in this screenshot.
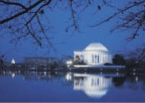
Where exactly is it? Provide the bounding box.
[11,58,15,64]
[74,43,112,65]
[65,56,74,67]
[66,59,73,67]
[24,57,57,65]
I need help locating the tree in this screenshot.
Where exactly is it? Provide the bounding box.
[112,77,126,87]
[113,54,126,65]
[75,55,80,61]
[126,57,138,68]
[125,47,145,67]
[0,0,145,52]
[73,55,86,65]
[0,55,4,67]
[73,55,80,65]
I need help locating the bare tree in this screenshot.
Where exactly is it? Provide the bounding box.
[91,0,145,41]
[126,47,145,65]
[0,0,92,47]
[0,0,145,52]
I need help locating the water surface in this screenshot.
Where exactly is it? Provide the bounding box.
[0,71,145,102]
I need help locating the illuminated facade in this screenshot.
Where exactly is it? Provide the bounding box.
[74,43,112,65]
[11,58,15,64]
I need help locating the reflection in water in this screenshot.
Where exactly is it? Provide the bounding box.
[23,71,64,81]
[2,69,145,101]
[112,77,126,87]
[65,73,72,81]
[65,73,126,99]
[73,74,112,98]
[11,73,15,78]
[136,76,138,82]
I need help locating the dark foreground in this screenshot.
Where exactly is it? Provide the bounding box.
[0,68,145,102]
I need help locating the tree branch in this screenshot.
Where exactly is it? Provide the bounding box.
[90,0,145,27]
[25,0,52,25]
[110,10,145,33]
[0,0,27,10]
[70,1,78,31]
[26,24,42,47]
[0,0,52,24]
[36,15,56,52]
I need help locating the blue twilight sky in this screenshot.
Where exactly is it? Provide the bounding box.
[0,0,145,62]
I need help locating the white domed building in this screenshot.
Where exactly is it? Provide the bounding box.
[74,43,112,66]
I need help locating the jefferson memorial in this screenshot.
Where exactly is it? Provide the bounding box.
[74,43,112,65]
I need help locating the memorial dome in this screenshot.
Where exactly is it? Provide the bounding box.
[84,43,108,52]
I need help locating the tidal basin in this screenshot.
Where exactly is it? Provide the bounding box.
[0,70,145,102]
